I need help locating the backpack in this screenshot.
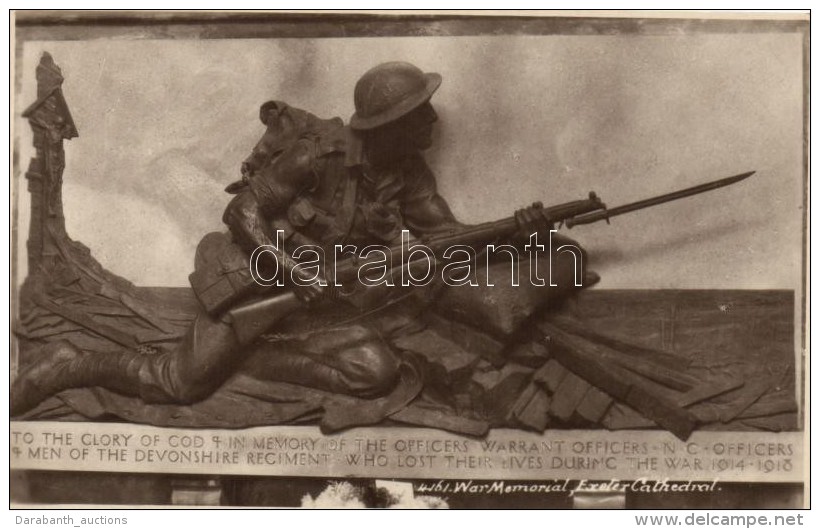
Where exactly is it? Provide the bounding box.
[192,101,343,315]
[225,100,343,194]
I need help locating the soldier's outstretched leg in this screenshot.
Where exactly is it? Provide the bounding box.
[11,313,403,415]
[11,310,242,415]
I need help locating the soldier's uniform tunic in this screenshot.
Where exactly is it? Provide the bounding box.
[138,125,463,403]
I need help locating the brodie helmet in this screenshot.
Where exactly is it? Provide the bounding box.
[350,61,441,131]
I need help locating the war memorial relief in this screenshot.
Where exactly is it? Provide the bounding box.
[10,12,807,508]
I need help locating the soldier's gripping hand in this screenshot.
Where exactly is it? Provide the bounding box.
[292,281,326,304]
[514,202,553,239]
[290,264,328,304]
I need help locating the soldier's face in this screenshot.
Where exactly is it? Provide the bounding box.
[367,101,438,161]
[402,101,438,150]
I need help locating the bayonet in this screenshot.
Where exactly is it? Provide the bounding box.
[565,171,755,228]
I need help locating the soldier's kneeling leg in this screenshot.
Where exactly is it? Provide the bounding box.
[243,324,400,398]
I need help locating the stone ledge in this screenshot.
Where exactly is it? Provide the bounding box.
[10,421,804,483]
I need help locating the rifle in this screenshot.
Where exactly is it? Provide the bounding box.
[227,170,754,345]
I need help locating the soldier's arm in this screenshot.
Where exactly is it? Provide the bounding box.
[221,140,326,302]
[400,154,468,236]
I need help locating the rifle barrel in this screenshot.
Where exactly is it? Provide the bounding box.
[565,171,754,228]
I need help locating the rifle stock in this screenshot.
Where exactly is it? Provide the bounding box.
[227,291,303,345]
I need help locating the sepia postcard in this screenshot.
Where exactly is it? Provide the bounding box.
[9,11,809,509]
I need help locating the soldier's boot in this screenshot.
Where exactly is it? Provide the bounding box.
[11,311,242,415]
[10,340,147,416]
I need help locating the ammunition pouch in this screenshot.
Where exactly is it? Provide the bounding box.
[189,232,259,316]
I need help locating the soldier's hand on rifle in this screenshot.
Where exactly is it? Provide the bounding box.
[292,282,325,304]
[284,236,330,305]
[289,259,329,304]
[514,202,552,238]
[288,264,329,304]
